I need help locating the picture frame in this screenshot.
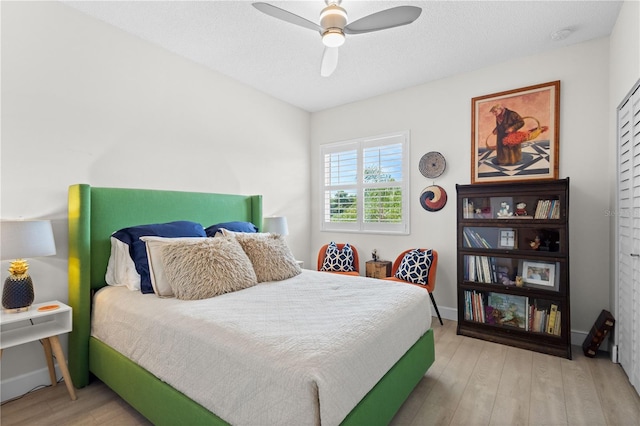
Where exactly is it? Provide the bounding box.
[497,229,517,249]
[521,260,557,290]
[471,81,560,184]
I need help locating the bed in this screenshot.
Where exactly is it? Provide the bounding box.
[67,184,435,425]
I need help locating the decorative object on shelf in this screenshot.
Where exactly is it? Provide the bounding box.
[1,220,57,313]
[515,202,528,216]
[263,216,289,236]
[515,275,524,287]
[419,185,447,212]
[529,235,541,250]
[471,80,560,184]
[419,151,446,179]
[497,202,513,218]
[496,266,515,286]
[371,249,378,261]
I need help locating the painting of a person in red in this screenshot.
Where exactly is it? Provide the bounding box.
[490,104,525,166]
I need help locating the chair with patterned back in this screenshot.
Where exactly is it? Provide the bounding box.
[384,248,442,325]
[317,242,360,276]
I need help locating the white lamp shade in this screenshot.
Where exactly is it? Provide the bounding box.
[1,220,57,260]
[263,216,289,236]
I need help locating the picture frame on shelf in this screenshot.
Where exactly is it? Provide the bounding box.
[498,229,517,249]
[521,260,558,290]
[471,81,560,184]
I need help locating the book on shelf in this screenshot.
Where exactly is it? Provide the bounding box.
[465,255,496,284]
[534,199,561,219]
[554,311,561,336]
[547,304,558,334]
[463,228,492,248]
[486,292,527,329]
[528,301,562,335]
[464,290,486,323]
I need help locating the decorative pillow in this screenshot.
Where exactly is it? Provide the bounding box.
[205,221,258,237]
[395,249,433,285]
[141,236,208,297]
[321,242,355,272]
[105,236,141,291]
[161,237,257,300]
[111,221,206,294]
[232,233,301,282]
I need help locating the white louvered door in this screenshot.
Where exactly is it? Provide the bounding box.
[617,80,640,393]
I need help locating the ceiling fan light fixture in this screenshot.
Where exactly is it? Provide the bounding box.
[320,4,347,25]
[322,29,345,47]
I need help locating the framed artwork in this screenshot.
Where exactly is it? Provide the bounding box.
[497,229,517,249]
[471,81,560,184]
[521,260,557,290]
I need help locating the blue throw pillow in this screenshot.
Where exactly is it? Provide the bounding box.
[395,249,433,285]
[205,221,258,237]
[112,221,206,294]
[321,242,355,272]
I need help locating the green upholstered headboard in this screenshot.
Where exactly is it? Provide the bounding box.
[67,184,262,387]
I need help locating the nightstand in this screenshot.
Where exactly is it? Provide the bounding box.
[0,300,77,400]
[366,260,392,279]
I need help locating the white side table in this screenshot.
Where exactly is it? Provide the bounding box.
[0,300,76,400]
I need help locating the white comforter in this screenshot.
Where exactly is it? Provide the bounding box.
[92,269,432,426]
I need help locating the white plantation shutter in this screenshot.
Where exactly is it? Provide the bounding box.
[321,131,409,234]
[617,80,640,393]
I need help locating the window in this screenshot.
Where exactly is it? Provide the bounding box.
[321,131,409,234]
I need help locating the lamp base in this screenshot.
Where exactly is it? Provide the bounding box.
[2,274,34,313]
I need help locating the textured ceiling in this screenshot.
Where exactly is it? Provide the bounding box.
[63,1,623,112]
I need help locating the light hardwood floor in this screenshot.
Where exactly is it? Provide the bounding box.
[2,319,639,425]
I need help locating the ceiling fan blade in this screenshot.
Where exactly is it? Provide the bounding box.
[321,47,339,77]
[344,6,421,35]
[253,2,321,32]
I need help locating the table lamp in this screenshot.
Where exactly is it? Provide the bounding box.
[263,216,289,236]
[1,220,56,313]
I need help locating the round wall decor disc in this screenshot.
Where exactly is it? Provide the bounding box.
[419,152,446,178]
[420,185,448,212]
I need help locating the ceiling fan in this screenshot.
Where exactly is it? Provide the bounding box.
[253,1,422,77]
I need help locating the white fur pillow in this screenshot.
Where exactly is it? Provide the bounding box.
[141,236,207,297]
[232,232,301,282]
[161,237,257,300]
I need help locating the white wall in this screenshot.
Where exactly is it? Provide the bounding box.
[311,38,611,337]
[0,1,310,400]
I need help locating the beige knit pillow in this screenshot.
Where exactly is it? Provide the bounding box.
[232,232,301,282]
[161,237,257,300]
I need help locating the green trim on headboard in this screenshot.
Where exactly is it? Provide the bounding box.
[67,184,262,387]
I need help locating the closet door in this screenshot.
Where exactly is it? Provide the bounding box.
[617,81,640,393]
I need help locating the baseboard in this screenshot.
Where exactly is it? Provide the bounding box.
[432,305,457,323]
[1,364,62,403]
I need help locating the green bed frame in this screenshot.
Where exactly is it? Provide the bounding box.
[67,184,435,425]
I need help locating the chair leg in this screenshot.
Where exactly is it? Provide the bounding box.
[429,292,443,326]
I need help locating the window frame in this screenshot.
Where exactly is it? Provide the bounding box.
[320,130,410,235]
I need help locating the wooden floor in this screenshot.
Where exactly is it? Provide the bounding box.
[2,319,639,425]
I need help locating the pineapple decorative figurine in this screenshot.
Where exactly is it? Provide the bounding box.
[2,259,35,313]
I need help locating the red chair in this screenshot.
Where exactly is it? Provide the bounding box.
[384,249,442,325]
[317,243,360,276]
